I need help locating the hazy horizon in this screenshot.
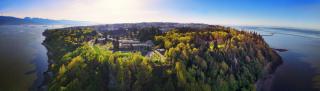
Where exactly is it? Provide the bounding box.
[1,0,320,30]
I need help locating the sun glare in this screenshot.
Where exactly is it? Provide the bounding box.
[59,0,157,23]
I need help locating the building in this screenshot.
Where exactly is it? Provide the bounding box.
[111,39,154,55]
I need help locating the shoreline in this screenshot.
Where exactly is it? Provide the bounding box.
[38,24,284,91]
[256,51,283,91]
[272,48,288,52]
[37,42,54,91]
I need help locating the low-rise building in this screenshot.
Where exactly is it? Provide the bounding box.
[113,39,154,54]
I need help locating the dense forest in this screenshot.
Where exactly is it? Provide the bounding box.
[42,25,282,91]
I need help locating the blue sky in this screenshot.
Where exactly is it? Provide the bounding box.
[0,0,319,30]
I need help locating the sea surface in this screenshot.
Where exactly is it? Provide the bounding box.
[0,25,64,91]
[0,25,319,91]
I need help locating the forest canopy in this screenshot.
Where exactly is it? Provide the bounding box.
[42,25,282,91]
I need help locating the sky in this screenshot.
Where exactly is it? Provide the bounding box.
[0,0,320,30]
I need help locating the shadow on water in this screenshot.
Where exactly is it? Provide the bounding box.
[0,25,58,91]
[271,51,317,91]
[29,53,48,91]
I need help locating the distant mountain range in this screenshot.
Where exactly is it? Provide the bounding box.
[0,16,93,25]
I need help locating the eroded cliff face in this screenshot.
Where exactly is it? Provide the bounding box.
[41,24,282,91]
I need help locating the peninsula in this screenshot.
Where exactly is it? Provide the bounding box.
[42,22,282,91]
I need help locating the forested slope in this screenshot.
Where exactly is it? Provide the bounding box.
[42,25,282,91]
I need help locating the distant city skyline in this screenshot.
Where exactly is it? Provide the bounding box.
[1,0,320,30]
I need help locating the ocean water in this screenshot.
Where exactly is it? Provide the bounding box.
[0,25,63,91]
